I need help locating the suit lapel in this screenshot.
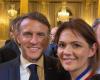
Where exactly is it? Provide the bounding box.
[44,56,51,80]
[9,56,20,80]
[44,56,58,80]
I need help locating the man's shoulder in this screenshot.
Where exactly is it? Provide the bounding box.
[0,61,11,70]
[44,56,70,80]
[0,57,20,80]
[44,56,58,71]
[0,47,17,63]
[44,56,58,64]
[0,56,19,69]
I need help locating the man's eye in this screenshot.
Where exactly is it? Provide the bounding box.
[37,33,46,37]
[23,32,32,38]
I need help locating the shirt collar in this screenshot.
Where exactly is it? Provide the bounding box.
[20,54,44,69]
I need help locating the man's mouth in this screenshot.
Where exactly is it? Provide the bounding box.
[28,46,40,51]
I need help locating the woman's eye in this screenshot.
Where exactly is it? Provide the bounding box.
[58,43,65,48]
[72,44,82,48]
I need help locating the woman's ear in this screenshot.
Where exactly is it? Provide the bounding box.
[88,43,97,57]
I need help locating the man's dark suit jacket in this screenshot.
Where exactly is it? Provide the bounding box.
[0,40,20,63]
[0,56,70,80]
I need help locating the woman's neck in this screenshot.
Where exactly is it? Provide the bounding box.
[70,63,89,80]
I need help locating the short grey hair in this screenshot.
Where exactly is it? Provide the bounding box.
[92,18,100,31]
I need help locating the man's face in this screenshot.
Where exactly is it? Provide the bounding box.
[96,24,100,46]
[17,18,49,62]
[50,27,58,42]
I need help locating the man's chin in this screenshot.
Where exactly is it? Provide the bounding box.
[31,54,42,62]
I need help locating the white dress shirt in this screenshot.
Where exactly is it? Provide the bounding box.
[20,54,44,80]
[20,54,33,80]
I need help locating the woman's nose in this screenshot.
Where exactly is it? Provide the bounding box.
[63,45,73,55]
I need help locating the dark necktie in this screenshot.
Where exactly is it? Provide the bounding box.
[28,64,39,80]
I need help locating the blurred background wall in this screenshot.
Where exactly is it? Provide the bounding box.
[0,0,99,40]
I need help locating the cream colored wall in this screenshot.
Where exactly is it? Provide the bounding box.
[29,1,97,26]
[0,0,98,40]
[29,1,82,27]
[0,40,6,47]
[81,0,97,26]
[0,1,9,40]
[0,1,19,40]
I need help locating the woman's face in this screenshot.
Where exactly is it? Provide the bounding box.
[57,29,96,73]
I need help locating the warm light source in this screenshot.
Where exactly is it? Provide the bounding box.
[8,4,17,19]
[57,1,70,22]
[57,2,70,22]
[58,6,69,17]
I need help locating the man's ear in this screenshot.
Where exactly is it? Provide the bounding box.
[88,43,97,57]
[16,33,21,45]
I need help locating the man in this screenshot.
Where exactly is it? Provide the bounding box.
[0,16,21,63]
[50,27,58,42]
[92,18,100,46]
[45,27,58,57]
[92,19,100,74]
[0,12,70,80]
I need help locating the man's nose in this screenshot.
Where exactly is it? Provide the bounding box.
[30,35,38,44]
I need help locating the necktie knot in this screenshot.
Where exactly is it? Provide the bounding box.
[28,64,37,73]
[28,64,39,80]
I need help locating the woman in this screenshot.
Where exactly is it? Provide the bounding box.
[55,19,100,80]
